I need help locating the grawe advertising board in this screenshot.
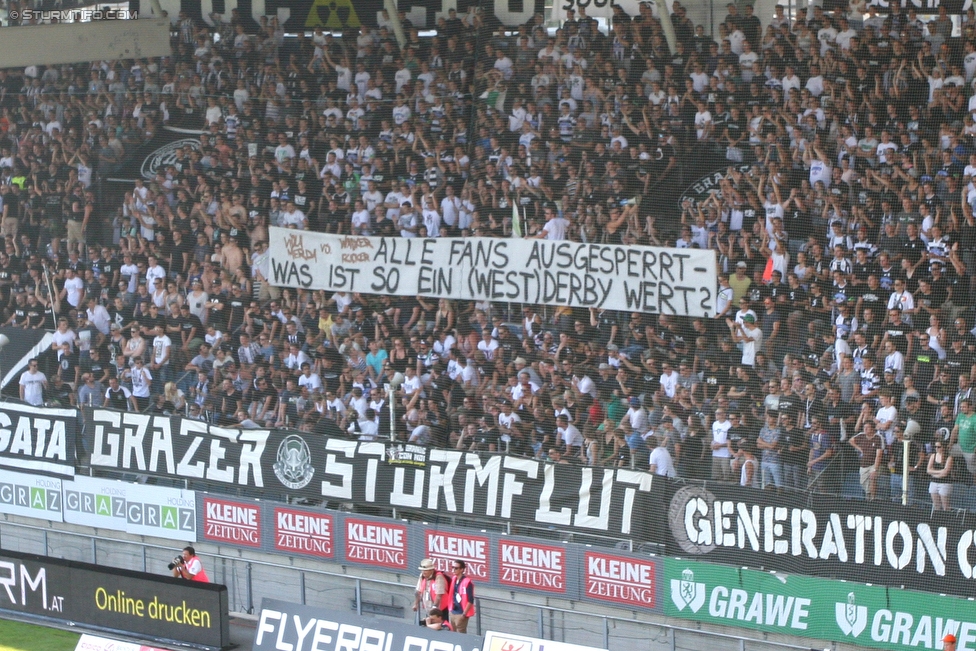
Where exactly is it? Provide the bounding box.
[658,481,976,598]
[89,411,658,540]
[0,402,77,476]
[498,540,567,594]
[664,558,976,651]
[268,228,717,317]
[0,549,229,650]
[425,529,489,580]
[62,475,196,542]
[200,496,261,548]
[0,467,62,522]
[253,599,482,651]
[344,517,408,570]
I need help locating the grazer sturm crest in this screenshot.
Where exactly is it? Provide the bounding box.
[835,592,868,638]
[140,137,200,180]
[670,568,707,613]
[273,435,315,490]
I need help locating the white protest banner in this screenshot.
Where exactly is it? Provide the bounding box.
[268,227,717,317]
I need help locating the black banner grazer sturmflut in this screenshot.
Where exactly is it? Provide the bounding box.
[0,402,77,476]
[0,549,230,650]
[87,410,656,539]
[658,481,976,598]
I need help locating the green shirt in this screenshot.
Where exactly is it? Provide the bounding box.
[606,397,627,423]
[956,412,976,454]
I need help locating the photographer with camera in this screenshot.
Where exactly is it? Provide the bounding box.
[169,546,209,582]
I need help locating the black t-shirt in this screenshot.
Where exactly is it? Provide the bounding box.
[780,426,807,466]
[25,303,44,328]
[106,386,130,410]
[944,348,974,376]
[885,322,910,355]
[109,305,134,330]
[776,394,799,424]
[139,312,164,335]
[902,238,925,265]
[857,285,884,312]
[852,260,877,284]
[227,295,247,330]
[81,356,106,380]
[926,379,955,406]
[57,350,77,380]
[179,313,203,341]
[207,294,229,330]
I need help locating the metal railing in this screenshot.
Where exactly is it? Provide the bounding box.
[0,519,812,651]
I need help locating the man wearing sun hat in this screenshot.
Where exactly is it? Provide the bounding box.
[413,558,449,625]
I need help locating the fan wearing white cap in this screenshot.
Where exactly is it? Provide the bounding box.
[413,558,449,624]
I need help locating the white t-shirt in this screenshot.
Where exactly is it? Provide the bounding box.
[19,370,47,405]
[299,373,323,391]
[711,420,732,458]
[351,208,371,232]
[64,276,85,307]
[558,423,584,448]
[351,418,379,441]
[740,325,763,366]
[649,446,677,477]
[541,216,570,241]
[153,335,172,365]
[130,366,152,398]
[477,338,500,361]
[876,405,898,446]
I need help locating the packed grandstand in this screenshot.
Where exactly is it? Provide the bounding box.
[1,0,975,513]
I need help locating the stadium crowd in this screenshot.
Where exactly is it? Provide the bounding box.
[3,0,976,506]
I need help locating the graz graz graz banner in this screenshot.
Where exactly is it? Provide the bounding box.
[0,402,77,476]
[267,227,718,317]
[660,482,976,598]
[88,411,656,539]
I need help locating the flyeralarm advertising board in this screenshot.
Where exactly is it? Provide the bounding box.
[0,548,229,650]
[425,529,490,580]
